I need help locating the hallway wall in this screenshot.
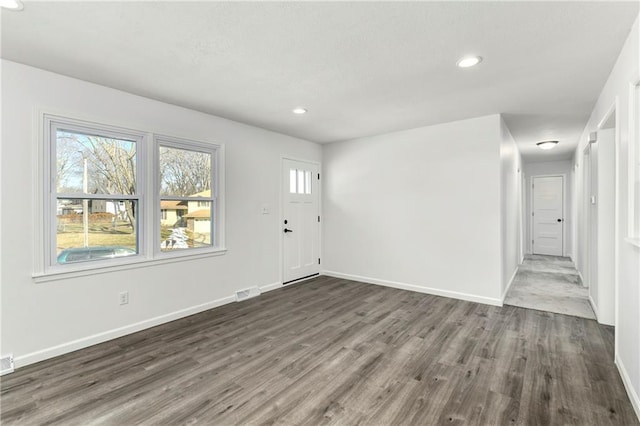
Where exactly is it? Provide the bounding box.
[573,14,640,417]
[500,117,523,296]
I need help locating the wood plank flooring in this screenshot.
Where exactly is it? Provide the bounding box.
[1,276,638,425]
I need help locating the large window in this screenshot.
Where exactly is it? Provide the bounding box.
[41,114,224,275]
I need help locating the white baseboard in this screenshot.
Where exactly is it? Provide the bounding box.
[15,295,233,368]
[616,354,640,421]
[14,281,283,369]
[577,270,586,287]
[502,267,519,302]
[321,270,502,307]
[259,281,283,293]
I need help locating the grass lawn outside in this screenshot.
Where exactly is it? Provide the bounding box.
[56,221,136,254]
[56,221,211,254]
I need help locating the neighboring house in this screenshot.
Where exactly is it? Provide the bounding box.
[90,200,127,219]
[185,190,211,237]
[59,197,203,227]
[58,202,82,215]
[160,200,187,226]
[57,199,121,217]
[184,208,211,235]
[160,189,211,237]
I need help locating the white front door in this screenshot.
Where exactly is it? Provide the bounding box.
[282,159,320,284]
[532,176,564,256]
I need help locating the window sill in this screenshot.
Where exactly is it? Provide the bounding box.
[625,237,640,248]
[32,248,227,283]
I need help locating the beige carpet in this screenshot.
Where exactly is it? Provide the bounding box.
[504,254,596,319]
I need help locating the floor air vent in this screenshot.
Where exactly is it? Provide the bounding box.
[1,355,14,375]
[235,287,261,302]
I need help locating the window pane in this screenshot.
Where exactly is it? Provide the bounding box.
[305,171,312,194]
[290,169,297,193]
[160,200,212,251]
[297,170,305,194]
[56,199,137,264]
[159,146,211,197]
[56,130,136,195]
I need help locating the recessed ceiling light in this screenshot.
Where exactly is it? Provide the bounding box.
[292,108,307,115]
[0,0,24,10]
[457,56,483,68]
[536,140,559,150]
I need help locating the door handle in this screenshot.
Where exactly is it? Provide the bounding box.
[284,228,293,233]
[557,219,562,222]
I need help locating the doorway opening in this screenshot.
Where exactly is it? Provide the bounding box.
[582,104,617,327]
[504,165,593,319]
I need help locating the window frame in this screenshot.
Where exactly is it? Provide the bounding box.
[35,113,226,281]
[154,135,224,258]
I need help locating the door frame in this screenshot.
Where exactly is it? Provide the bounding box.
[529,174,567,257]
[581,144,592,290]
[279,156,322,285]
[519,170,526,264]
[596,99,619,355]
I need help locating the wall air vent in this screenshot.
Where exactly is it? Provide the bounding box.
[235,287,261,302]
[1,355,14,375]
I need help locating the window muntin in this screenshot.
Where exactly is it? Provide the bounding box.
[157,141,216,253]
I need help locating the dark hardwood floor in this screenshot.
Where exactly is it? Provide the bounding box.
[1,276,638,425]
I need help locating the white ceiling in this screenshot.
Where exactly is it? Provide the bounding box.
[2,1,638,162]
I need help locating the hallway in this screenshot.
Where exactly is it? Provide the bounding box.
[504,255,596,319]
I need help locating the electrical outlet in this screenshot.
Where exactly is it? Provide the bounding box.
[119,291,129,305]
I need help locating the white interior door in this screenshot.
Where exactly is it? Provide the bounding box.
[532,176,564,256]
[282,159,320,284]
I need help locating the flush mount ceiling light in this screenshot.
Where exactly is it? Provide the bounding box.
[456,55,483,68]
[536,140,559,150]
[292,107,307,115]
[0,0,24,10]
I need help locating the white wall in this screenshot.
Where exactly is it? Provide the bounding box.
[500,117,523,297]
[322,115,505,305]
[573,15,640,418]
[523,160,574,258]
[0,60,322,367]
